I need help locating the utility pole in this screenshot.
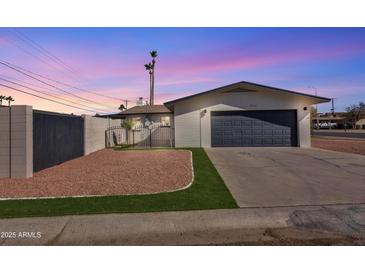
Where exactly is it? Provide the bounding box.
[328,98,336,130]
[331,98,335,115]
[125,99,128,110]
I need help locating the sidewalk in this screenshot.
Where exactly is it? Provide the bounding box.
[1,204,365,245]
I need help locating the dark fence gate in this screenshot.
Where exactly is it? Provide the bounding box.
[33,110,84,172]
[105,124,174,148]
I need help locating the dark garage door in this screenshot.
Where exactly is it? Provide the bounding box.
[211,110,298,147]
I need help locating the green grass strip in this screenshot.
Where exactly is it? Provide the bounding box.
[0,148,238,219]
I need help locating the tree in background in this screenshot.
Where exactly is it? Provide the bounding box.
[345,101,365,129]
[310,106,318,131]
[144,50,158,105]
[121,119,135,145]
[0,95,6,106]
[5,96,14,107]
[310,106,317,118]
[118,104,126,112]
[121,119,134,130]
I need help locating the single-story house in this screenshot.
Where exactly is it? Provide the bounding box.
[164,81,330,148]
[101,105,173,128]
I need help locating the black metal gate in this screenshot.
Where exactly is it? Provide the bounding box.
[105,124,174,148]
[33,110,84,172]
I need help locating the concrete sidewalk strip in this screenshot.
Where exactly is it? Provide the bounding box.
[1,204,365,245]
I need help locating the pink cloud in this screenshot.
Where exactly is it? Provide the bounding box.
[157,77,218,86]
[158,42,365,77]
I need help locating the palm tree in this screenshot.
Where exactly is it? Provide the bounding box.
[118,104,126,112]
[121,119,135,145]
[5,96,14,107]
[144,50,158,105]
[0,95,6,106]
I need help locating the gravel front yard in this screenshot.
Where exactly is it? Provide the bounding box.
[0,149,193,199]
[312,137,365,156]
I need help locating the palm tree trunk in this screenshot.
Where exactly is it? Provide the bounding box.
[149,71,153,105]
[151,70,154,105]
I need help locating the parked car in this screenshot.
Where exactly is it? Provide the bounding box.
[313,122,337,129]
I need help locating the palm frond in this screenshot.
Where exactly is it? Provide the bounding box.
[150,50,158,58]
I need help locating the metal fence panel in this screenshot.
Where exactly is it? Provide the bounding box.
[105,124,174,148]
[33,110,84,172]
[105,126,127,147]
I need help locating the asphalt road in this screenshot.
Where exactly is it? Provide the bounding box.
[313,130,365,139]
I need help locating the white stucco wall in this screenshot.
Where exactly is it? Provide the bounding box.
[83,115,121,155]
[173,89,316,148]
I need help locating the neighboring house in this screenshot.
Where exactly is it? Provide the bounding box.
[109,105,173,128]
[164,81,330,148]
[312,112,365,129]
[356,118,365,129]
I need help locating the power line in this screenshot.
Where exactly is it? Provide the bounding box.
[0,77,111,113]
[11,28,84,80]
[0,74,65,91]
[0,73,119,109]
[0,60,117,109]
[0,73,97,105]
[5,36,65,74]
[1,58,132,102]
[0,83,109,114]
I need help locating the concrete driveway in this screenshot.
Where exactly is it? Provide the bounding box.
[205,147,365,207]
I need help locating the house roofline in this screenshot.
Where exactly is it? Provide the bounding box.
[120,111,172,116]
[164,81,331,108]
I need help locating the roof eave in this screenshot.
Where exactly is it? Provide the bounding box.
[163,81,331,107]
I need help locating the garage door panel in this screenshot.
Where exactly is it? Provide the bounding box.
[263,138,273,145]
[232,129,242,136]
[243,129,252,135]
[273,138,284,145]
[252,138,263,145]
[233,120,241,127]
[242,138,253,145]
[211,110,297,147]
[253,120,262,127]
[252,128,263,135]
[243,120,252,127]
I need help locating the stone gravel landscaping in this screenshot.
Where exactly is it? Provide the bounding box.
[0,149,193,199]
[312,137,365,156]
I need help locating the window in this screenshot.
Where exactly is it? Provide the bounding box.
[160,116,171,126]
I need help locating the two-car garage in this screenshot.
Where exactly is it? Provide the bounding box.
[164,81,331,148]
[211,110,298,147]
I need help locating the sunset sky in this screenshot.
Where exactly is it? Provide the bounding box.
[0,27,364,114]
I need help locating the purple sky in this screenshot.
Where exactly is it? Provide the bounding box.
[0,28,364,114]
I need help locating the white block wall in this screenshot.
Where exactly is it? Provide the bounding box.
[83,115,121,155]
[0,105,33,179]
[11,106,33,178]
[0,107,10,178]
